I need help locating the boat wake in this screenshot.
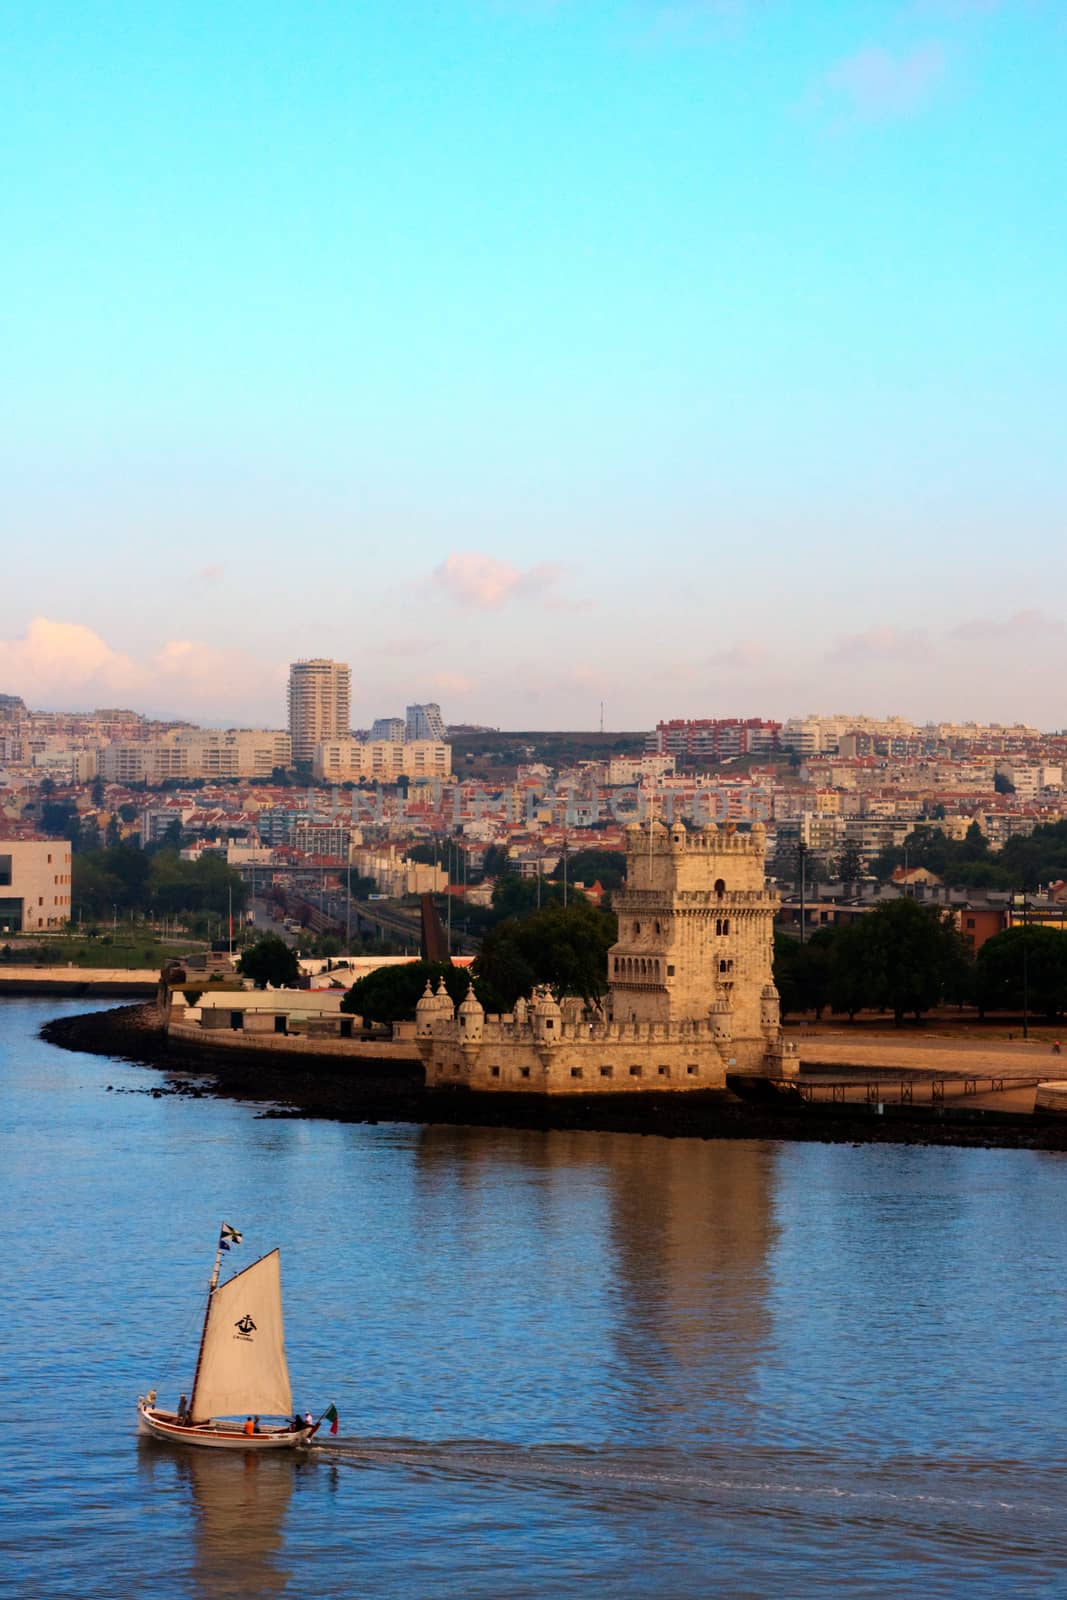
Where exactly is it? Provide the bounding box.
[314,1434,1061,1548]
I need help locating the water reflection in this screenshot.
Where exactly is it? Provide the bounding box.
[138,1441,297,1597]
[410,1127,779,1438]
[603,1139,778,1412]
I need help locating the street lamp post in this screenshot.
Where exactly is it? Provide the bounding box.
[798,841,808,945]
[1013,892,1030,1040]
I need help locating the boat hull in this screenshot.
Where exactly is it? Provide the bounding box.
[138,1400,316,1451]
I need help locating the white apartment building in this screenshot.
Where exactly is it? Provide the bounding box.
[0,839,72,932]
[370,717,406,743]
[351,846,448,897]
[406,703,447,741]
[288,659,351,765]
[313,740,452,783]
[98,730,291,784]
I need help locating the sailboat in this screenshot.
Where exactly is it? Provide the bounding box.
[138,1224,324,1451]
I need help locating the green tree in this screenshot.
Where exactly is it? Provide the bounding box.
[827,920,880,1021]
[478,844,511,881]
[40,798,81,846]
[975,926,1067,1020]
[474,901,618,1011]
[238,935,300,989]
[489,874,565,921]
[91,775,105,806]
[340,959,471,1022]
[836,843,864,882]
[829,900,971,1023]
[551,849,627,892]
[106,812,122,847]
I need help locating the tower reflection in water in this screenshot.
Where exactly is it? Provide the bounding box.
[411,1126,778,1440]
[138,1440,299,1598]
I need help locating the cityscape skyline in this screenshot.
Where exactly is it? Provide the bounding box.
[3,3,1065,726]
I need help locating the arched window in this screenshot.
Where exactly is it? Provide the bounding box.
[634,921,641,935]
[723,917,730,935]
[714,878,726,898]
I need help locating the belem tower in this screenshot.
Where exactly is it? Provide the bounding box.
[418,816,797,1094]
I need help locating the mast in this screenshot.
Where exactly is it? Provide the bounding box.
[189,1228,228,1419]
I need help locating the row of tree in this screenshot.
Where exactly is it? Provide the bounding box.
[860,820,1067,891]
[775,906,1067,1022]
[238,887,1067,1026]
[72,843,246,923]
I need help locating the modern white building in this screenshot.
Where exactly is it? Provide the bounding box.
[0,839,72,933]
[406,703,447,741]
[370,717,406,743]
[288,659,351,765]
[98,730,291,784]
[313,740,452,784]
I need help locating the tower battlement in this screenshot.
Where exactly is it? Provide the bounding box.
[419,818,793,1094]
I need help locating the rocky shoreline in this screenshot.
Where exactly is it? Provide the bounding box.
[39,1002,1067,1151]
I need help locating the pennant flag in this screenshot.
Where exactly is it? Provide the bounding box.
[219,1224,243,1252]
[322,1403,339,1435]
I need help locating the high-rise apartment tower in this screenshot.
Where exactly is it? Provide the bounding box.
[406,702,447,741]
[288,659,351,765]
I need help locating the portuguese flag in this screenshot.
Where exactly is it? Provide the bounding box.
[322,1404,339,1435]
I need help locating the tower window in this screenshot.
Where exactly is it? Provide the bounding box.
[667,965,675,977]
[714,879,726,898]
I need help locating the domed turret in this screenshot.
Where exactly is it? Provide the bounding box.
[709,996,733,1041]
[416,979,438,1038]
[533,988,562,1045]
[434,976,454,1017]
[457,983,484,1043]
[760,982,780,1032]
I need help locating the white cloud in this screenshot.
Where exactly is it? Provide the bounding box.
[431,551,567,610]
[950,608,1064,642]
[0,616,279,721]
[0,618,143,702]
[827,624,932,663]
[816,42,946,120]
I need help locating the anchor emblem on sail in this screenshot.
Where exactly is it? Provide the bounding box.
[234,1313,257,1340]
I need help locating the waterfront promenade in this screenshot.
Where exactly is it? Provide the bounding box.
[795,1030,1061,1112]
[0,965,158,997]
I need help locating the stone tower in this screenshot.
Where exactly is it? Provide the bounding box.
[607,818,781,1073]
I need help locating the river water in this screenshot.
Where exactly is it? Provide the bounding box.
[2,998,1066,1598]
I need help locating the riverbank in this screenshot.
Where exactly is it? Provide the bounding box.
[36,1002,1067,1151]
[0,967,159,997]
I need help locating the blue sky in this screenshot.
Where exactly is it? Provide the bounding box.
[2,0,1065,729]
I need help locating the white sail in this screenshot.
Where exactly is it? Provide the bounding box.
[191,1250,293,1421]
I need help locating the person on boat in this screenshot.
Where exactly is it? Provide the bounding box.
[303,1411,314,1430]
[178,1395,189,1424]
[244,1417,255,1437]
